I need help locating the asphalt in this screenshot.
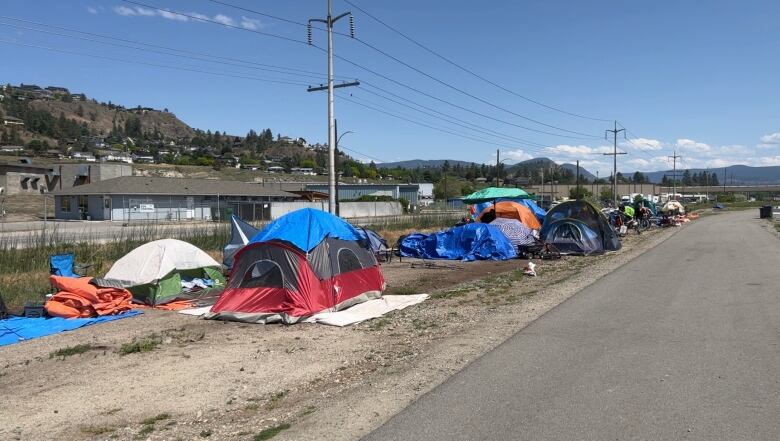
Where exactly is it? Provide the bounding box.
[364,210,780,441]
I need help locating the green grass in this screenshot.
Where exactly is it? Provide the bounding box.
[140,413,170,425]
[253,423,291,441]
[385,285,418,295]
[368,318,391,331]
[118,335,162,355]
[0,223,230,311]
[266,390,288,410]
[134,424,155,439]
[49,343,94,359]
[362,212,462,234]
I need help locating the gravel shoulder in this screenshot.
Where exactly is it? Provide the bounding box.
[0,226,680,441]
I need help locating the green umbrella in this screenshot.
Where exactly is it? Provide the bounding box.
[461,187,531,204]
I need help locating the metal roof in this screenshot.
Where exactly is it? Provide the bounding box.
[53,176,299,198]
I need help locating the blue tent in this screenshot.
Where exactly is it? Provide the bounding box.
[543,218,603,255]
[473,198,546,223]
[249,208,362,252]
[223,215,260,269]
[399,223,517,261]
[357,227,389,254]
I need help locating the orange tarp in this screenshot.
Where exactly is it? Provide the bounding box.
[45,276,133,318]
[478,201,542,229]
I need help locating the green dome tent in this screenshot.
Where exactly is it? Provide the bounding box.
[105,239,225,306]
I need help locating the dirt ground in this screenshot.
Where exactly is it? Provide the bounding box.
[0,226,681,441]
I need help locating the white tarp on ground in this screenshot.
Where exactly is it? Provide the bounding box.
[105,238,220,286]
[178,294,429,326]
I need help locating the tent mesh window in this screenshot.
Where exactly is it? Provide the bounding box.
[241,260,285,289]
[337,248,363,273]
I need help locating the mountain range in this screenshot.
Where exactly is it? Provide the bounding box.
[377,158,780,185]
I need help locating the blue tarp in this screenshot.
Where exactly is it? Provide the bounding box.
[399,223,517,261]
[0,311,142,347]
[474,198,546,223]
[250,208,362,252]
[223,215,260,269]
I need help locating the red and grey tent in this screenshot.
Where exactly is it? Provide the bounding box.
[206,208,385,324]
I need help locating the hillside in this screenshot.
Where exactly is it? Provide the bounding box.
[642,165,780,185]
[28,99,196,140]
[375,159,478,169]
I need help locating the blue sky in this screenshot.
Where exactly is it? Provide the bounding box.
[1,0,779,175]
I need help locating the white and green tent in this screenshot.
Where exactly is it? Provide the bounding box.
[105,239,225,306]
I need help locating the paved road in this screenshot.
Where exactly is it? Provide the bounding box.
[365,210,780,441]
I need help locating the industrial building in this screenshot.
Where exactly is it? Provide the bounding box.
[0,160,53,195]
[53,176,298,221]
[304,183,420,206]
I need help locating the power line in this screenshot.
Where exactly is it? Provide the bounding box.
[0,19,331,82]
[205,0,605,139]
[0,15,329,78]
[354,87,553,150]
[337,144,390,164]
[206,0,308,27]
[0,39,310,87]
[338,92,553,155]
[342,0,612,123]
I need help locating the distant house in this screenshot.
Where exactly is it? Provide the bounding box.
[133,155,155,164]
[2,116,25,127]
[279,136,294,145]
[0,145,25,154]
[46,86,70,95]
[70,93,87,101]
[290,167,315,176]
[19,84,42,91]
[71,152,97,162]
[102,153,133,164]
[267,166,285,173]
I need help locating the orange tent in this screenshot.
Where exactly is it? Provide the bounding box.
[477,201,542,229]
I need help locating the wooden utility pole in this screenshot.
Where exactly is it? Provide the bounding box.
[603,121,626,207]
[668,151,682,201]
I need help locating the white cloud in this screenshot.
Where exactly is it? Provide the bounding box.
[501,149,533,162]
[213,14,235,26]
[624,137,662,151]
[86,6,98,14]
[113,6,244,26]
[114,5,137,16]
[157,9,189,22]
[758,132,780,148]
[752,156,780,166]
[544,144,612,157]
[675,138,711,153]
[240,16,263,30]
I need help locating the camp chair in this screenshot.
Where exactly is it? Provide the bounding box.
[49,253,91,278]
[0,294,8,319]
[517,234,561,260]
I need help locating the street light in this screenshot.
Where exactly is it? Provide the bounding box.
[334,122,354,217]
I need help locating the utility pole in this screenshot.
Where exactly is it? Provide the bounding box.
[334,119,340,216]
[308,1,355,214]
[668,151,682,201]
[603,121,626,208]
[576,160,580,200]
[496,149,500,187]
[540,167,545,209]
[723,167,727,194]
